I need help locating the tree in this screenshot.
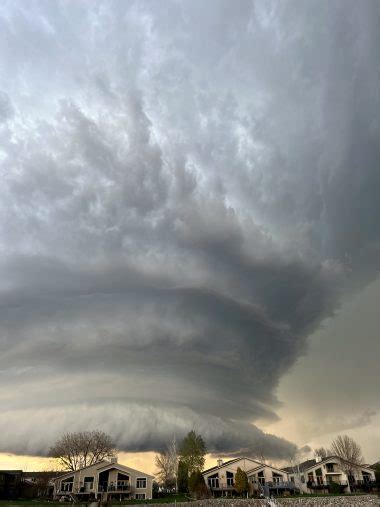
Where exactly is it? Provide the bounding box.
[177,460,189,493]
[371,462,380,482]
[155,438,178,489]
[253,450,266,464]
[188,470,208,499]
[330,435,364,485]
[314,447,330,459]
[331,435,363,465]
[152,481,160,498]
[178,431,206,475]
[234,467,248,496]
[49,430,116,471]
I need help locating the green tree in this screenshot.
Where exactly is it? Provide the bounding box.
[152,481,160,498]
[372,462,380,482]
[234,467,248,496]
[188,470,208,499]
[179,431,206,474]
[177,460,189,493]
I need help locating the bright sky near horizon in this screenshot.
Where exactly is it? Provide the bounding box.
[0,0,380,471]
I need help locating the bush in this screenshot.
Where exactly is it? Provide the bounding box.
[329,481,341,494]
[188,470,209,499]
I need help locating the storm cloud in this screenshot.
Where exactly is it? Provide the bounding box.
[0,0,379,460]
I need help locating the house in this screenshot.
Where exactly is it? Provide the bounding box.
[21,471,60,498]
[52,458,153,502]
[202,457,298,497]
[0,470,22,500]
[284,455,377,494]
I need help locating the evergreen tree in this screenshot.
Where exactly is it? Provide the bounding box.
[188,470,208,499]
[234,467,248,496]
[177,460,189,493]
[178,431,206,474]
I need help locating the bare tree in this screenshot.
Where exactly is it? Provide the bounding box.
[330,435,364,485]
[49,430,116,471]
[314,447,330,459]
[252,448,266,464]
[155,437,178,490]
[331,435,363,464]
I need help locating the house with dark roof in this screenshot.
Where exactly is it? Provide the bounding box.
[0,470,22,500]
[52,457,153,502]
[284,456,377,494]
[202,457,298,497]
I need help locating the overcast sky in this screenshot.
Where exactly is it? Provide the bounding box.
[0,0,380,467]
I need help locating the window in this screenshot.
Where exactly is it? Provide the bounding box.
[362,473,371,483]
[117,480,130,490]
[301,475,305,483]
[136,478,147,489]
[83,477,94,492]
[326,463,334,472]
[258,471,265,485]
[226,471,233,487]
[61,483,73,492]
[208,477,219,488]
[135,493,146,499]
[61,478,74,492]
[290,476,294,483]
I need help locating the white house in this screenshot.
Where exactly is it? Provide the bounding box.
[52,458,153,502]
[202,457,297,497]
[284,456,377,494]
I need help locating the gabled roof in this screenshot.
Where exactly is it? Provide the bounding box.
[283,459,317,473]
[53,460,109,480]
[246,463,289,475]
[284,456,376,474]
[53,459,154,481]
[23,471,61,479]
[203,457,273,475]
[96,461,154,478]
[203,458,242,475]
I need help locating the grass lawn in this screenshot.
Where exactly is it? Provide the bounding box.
[110,494,189,504]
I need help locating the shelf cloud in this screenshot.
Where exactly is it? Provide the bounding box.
[0,0,379,460]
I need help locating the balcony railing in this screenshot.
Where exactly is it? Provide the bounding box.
[307,480,348,488]
[266,481,298,489]
[207,481,234,490]
[98,482,131,492]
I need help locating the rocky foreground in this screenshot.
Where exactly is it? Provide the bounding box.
[144,496,379,507]
[279,495,378,506]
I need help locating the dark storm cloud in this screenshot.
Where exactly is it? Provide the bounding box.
[0,0,379,459]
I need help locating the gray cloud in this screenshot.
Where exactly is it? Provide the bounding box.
[0,0,379,460]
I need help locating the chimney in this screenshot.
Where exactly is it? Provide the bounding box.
[110,457,118,464]
[217,459,223,467]
[315,456,322,463]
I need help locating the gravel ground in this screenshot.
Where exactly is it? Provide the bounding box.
[278,495,378,506]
